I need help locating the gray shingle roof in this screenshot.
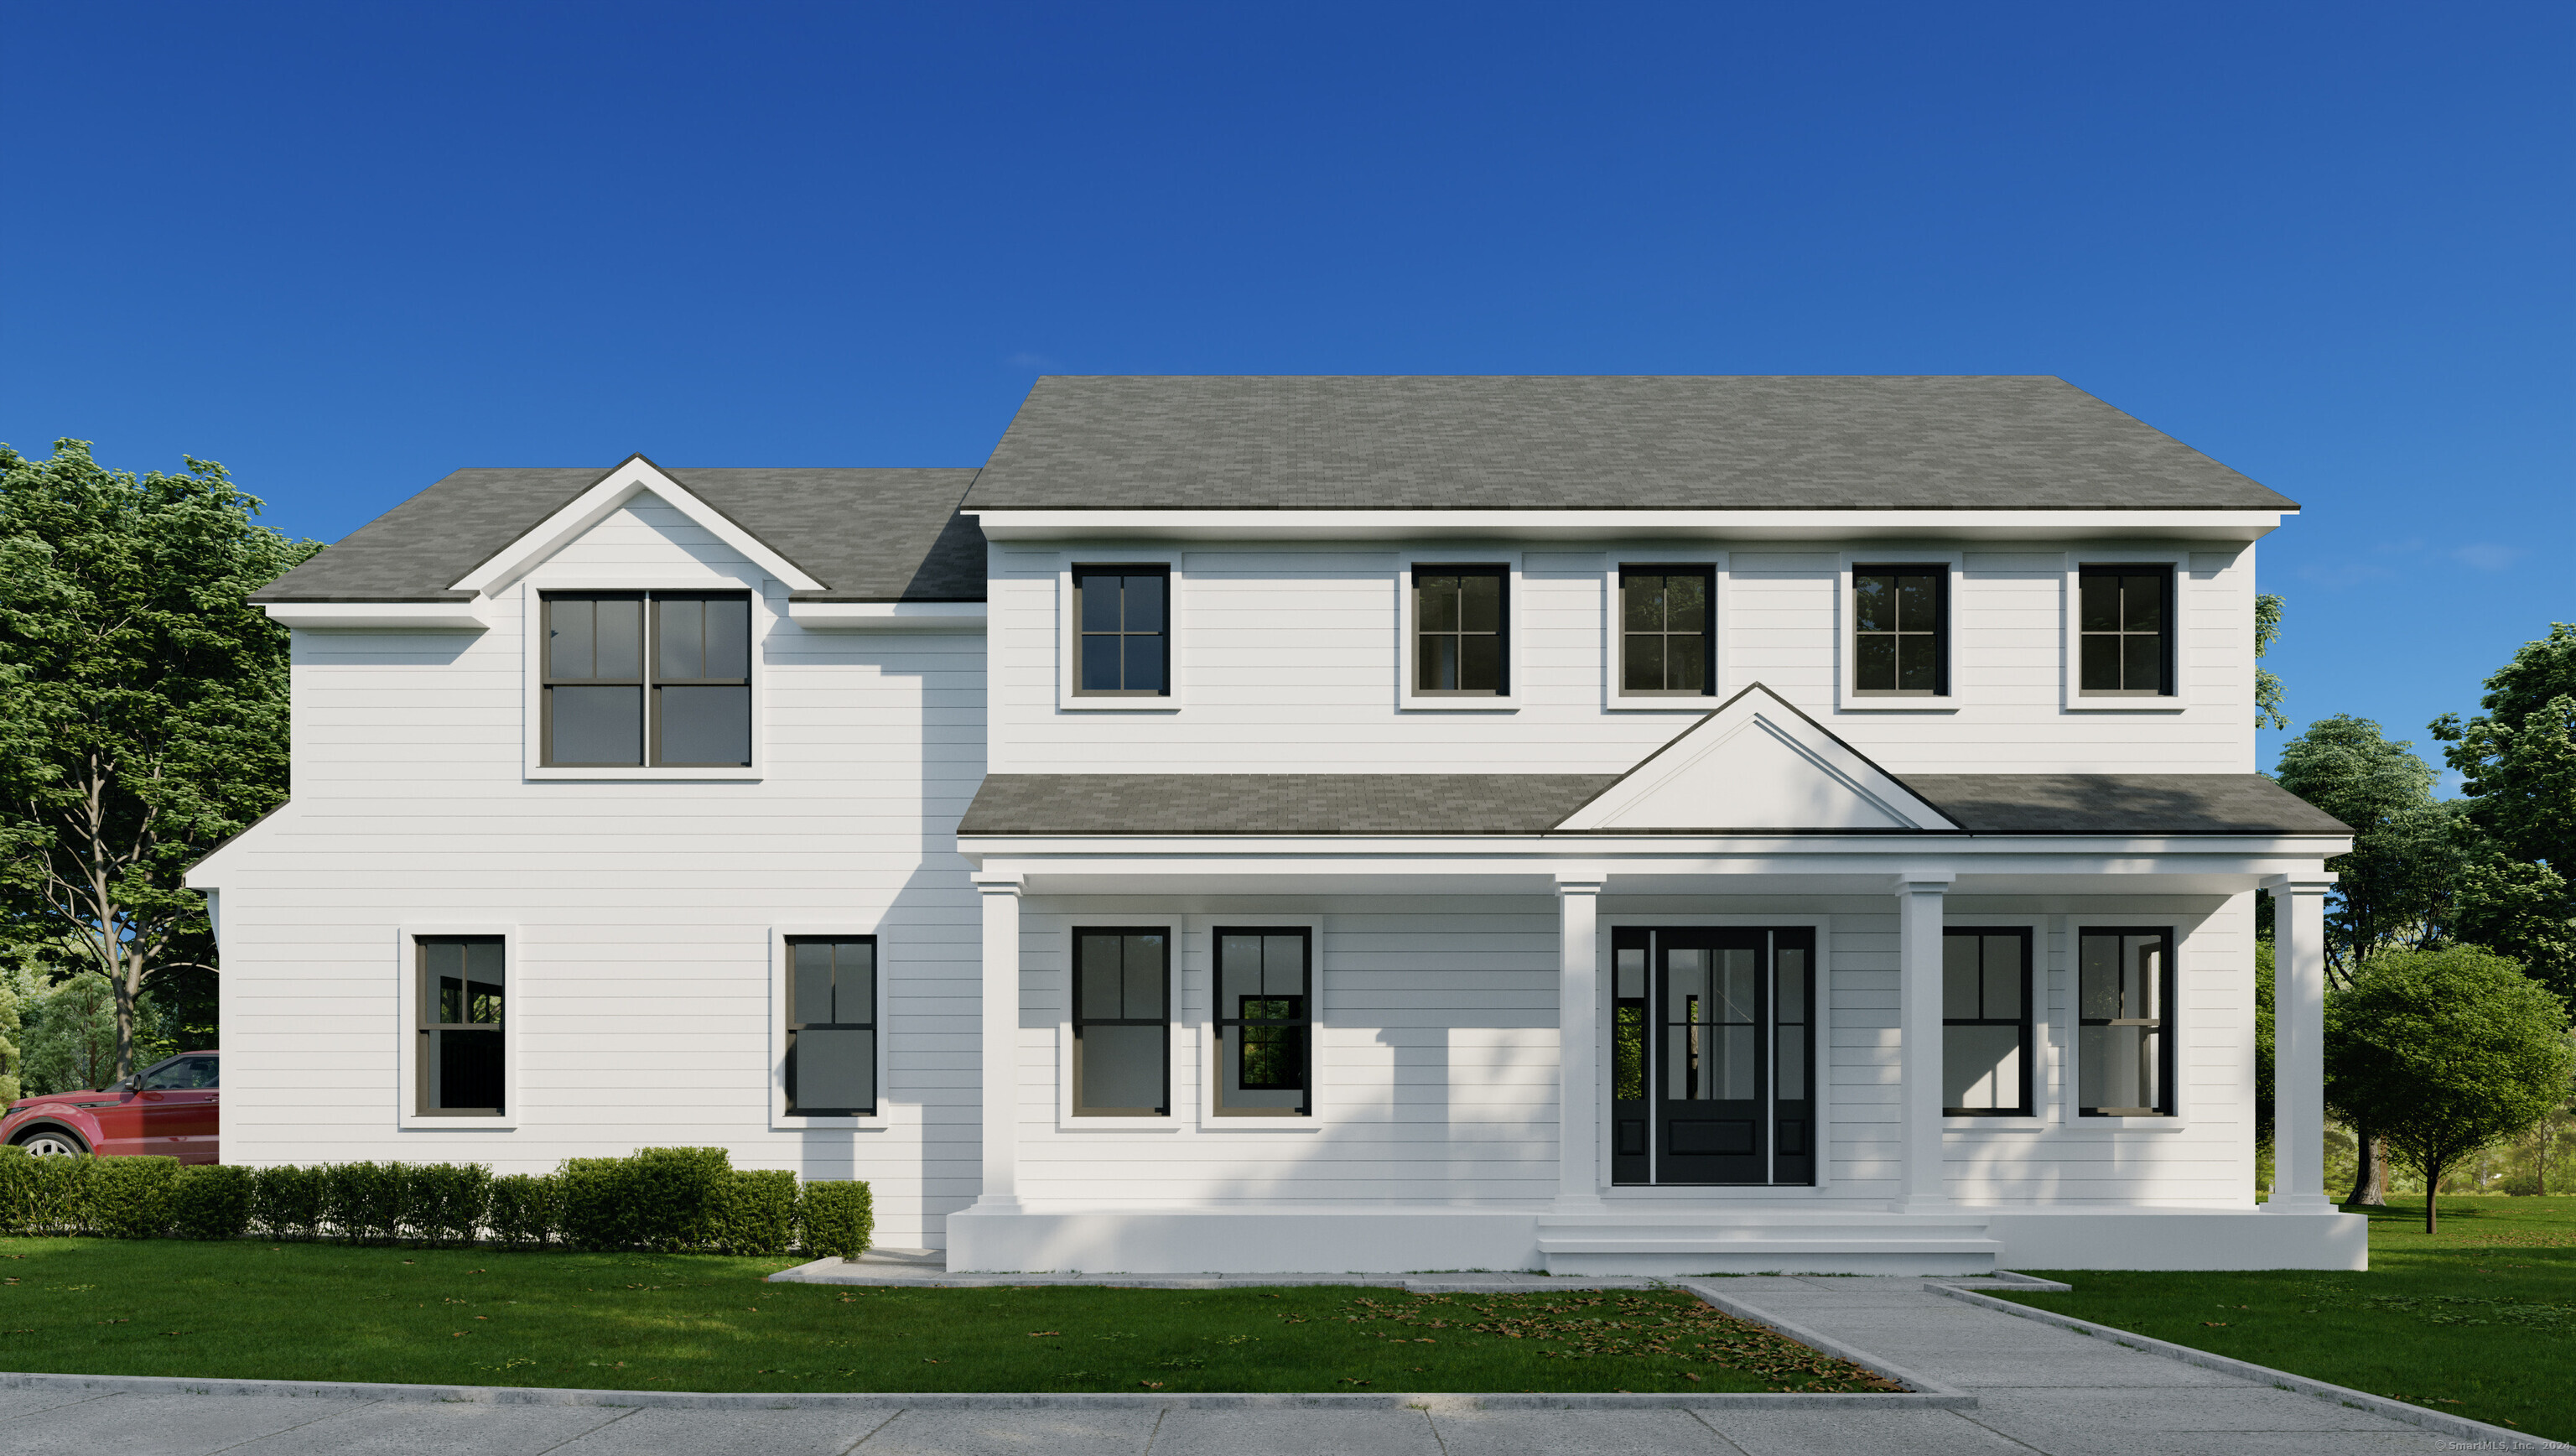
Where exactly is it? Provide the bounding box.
[967,376,2296,512]
[955,772,2348,837]
[252,465,986,603]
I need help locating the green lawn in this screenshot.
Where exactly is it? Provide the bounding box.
[0,1238,1896,1395]
[2002,1194,2576,1441]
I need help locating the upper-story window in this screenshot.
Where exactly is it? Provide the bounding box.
[2078,566,2174,696]
[1073,566,1169,696]
[1414,566,1508,695]
[1619,565,1713,696]
[1852,565,1947,696]
[542,592,750,767]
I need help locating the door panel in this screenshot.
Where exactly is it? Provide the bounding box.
[1608,927,1816,1187]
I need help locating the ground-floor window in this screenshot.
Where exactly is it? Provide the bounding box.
[1943,928,2033,1115]
[416,936,504,1115]
[2079,928,2173,1116]
[1214,928,1311,1116]
[786,937,876,1115]
[1073,928,1169,1115]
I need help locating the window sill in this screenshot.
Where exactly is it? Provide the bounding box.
[1399,697,1521,713]
[2064,699,2187,714]
[1204,1114,1322,1131]
[527,767,763,781]
[1058,702,1182,714]
[1611,694,1720,710]
[1057,1115,1186,1131]
[2079,1115,2188,1131]
[1838,700,1961,714]
[1944,1115,2048,1131]
[398,1115,517,1131]
[771,1115,890,1131]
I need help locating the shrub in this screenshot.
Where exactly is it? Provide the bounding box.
[86,1157,181,1239]
[13,1154,92,1236]
[560,1147,730,1252]
[799,1179,873,1261]
[709,1169,798,1255]
[169,1164,256,1240]
[251,1163,326,1240]
[485,1173,562,1249]
[403,1163,491,1245]
[0,1147,31,1235]
[323,1161,406,1243]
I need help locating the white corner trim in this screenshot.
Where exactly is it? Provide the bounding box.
[263,601,490,632]
[1836,549,1964,713]
[770,924,891,1131]
[393,923,521,1132]
[451,455,825,595]
[1396,548,1524,711]
[787,601,987,632]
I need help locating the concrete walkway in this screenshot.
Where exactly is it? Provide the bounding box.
[0,1277,2543,1455]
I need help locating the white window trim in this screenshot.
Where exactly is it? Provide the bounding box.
[395,923,521,1132]
[2061,548,2192,714]
[1055,919,1187,1131]
[770,924,892,1131]
[1057,553,1186,713]
[520,575,772,781]
[1193,913,1327,1132]
[2064,917,2194,1131]
[1836,549,1964,714]
[1592,913,1836,1195]
[1938,913,2055,1128]
[1606,551,1729,710]
[1396,549,1524,711]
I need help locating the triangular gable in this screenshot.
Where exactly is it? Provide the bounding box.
[1554,684,1959,833]
[446,454,825,595]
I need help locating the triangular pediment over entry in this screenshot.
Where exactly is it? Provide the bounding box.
[1553,684,1959,833]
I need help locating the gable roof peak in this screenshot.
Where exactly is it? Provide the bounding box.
[1554,683,1958,834]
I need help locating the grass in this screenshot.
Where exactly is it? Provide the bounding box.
[2000,1194,2576,1442]
[0,1238,1898,1395]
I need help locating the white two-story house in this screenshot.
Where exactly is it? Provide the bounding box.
[190,376,2363,1274]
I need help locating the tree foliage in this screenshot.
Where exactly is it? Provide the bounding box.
[2274,715,2454,983]
[2432,623,2576,1003]
[2323,946,2573,1231]
[0,439,318,1082]
[2255,592,2288,731]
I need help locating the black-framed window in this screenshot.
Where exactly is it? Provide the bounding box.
[1852,565,1947,695]
[1943,928,2033,1116]
[1073,928,1168,1115]
[1215,928,1311,1116]
[542,591,751,766]
[1073,567,1169,695]
[2079,928,2173,1116]
[1414,565,1507,694]
[417,936,504,1116]
[1620,565,1713,695]
[786,937,876,1116]
[2078,566,2174,695]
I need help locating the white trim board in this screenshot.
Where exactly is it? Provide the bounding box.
[1555,684,1957,833]
[453,455,824,596]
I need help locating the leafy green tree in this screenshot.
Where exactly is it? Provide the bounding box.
[0,440,318,1084]
[2274,715,2456,982]
[2324,946,2574,1231]
[2255,592,2288,731]
[2433,624,2576,1004]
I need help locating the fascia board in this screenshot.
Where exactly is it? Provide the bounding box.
[787,601,988,632]
[957,833,2353,860]
[262,601,489,632]
[449,455,826,594]
[968,509,2289,543]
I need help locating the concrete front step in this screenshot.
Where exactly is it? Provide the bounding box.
[1535,1212,2000,1277]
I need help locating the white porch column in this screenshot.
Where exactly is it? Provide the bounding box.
[1894,871,1955,1212]
[2264,874,2338,1214]
[972,875,1025,1211]
[1555,877,1607,1209]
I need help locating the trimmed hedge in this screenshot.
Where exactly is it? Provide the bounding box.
[0,1146,869,1257]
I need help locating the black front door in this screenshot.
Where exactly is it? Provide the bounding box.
[1610,927,1815,1186]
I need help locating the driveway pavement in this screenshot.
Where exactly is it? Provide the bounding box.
[0,1276,2545,1455]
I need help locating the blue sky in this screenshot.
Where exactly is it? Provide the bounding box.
[5,2,2567,783]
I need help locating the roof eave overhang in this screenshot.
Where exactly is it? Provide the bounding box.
[964,508,2289,543]
[959,830,2352,858]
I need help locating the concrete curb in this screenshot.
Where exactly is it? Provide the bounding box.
[1677,1282,1972,1404]
[0,1371,1961,1412]
[1927,1282,2567,1451]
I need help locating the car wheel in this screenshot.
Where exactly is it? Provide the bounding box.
[13,1130,86,1157]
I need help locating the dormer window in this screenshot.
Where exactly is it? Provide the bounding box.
[542,591,750,767]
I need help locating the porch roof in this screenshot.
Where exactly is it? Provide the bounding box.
[954,772,2348,839]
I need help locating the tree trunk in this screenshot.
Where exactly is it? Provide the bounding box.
[2345,1129,2391,1206]
[112,942,142,1086]
[2424,1155,2443,1234]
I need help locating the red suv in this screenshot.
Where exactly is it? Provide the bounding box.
[2,1051,221,1162]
